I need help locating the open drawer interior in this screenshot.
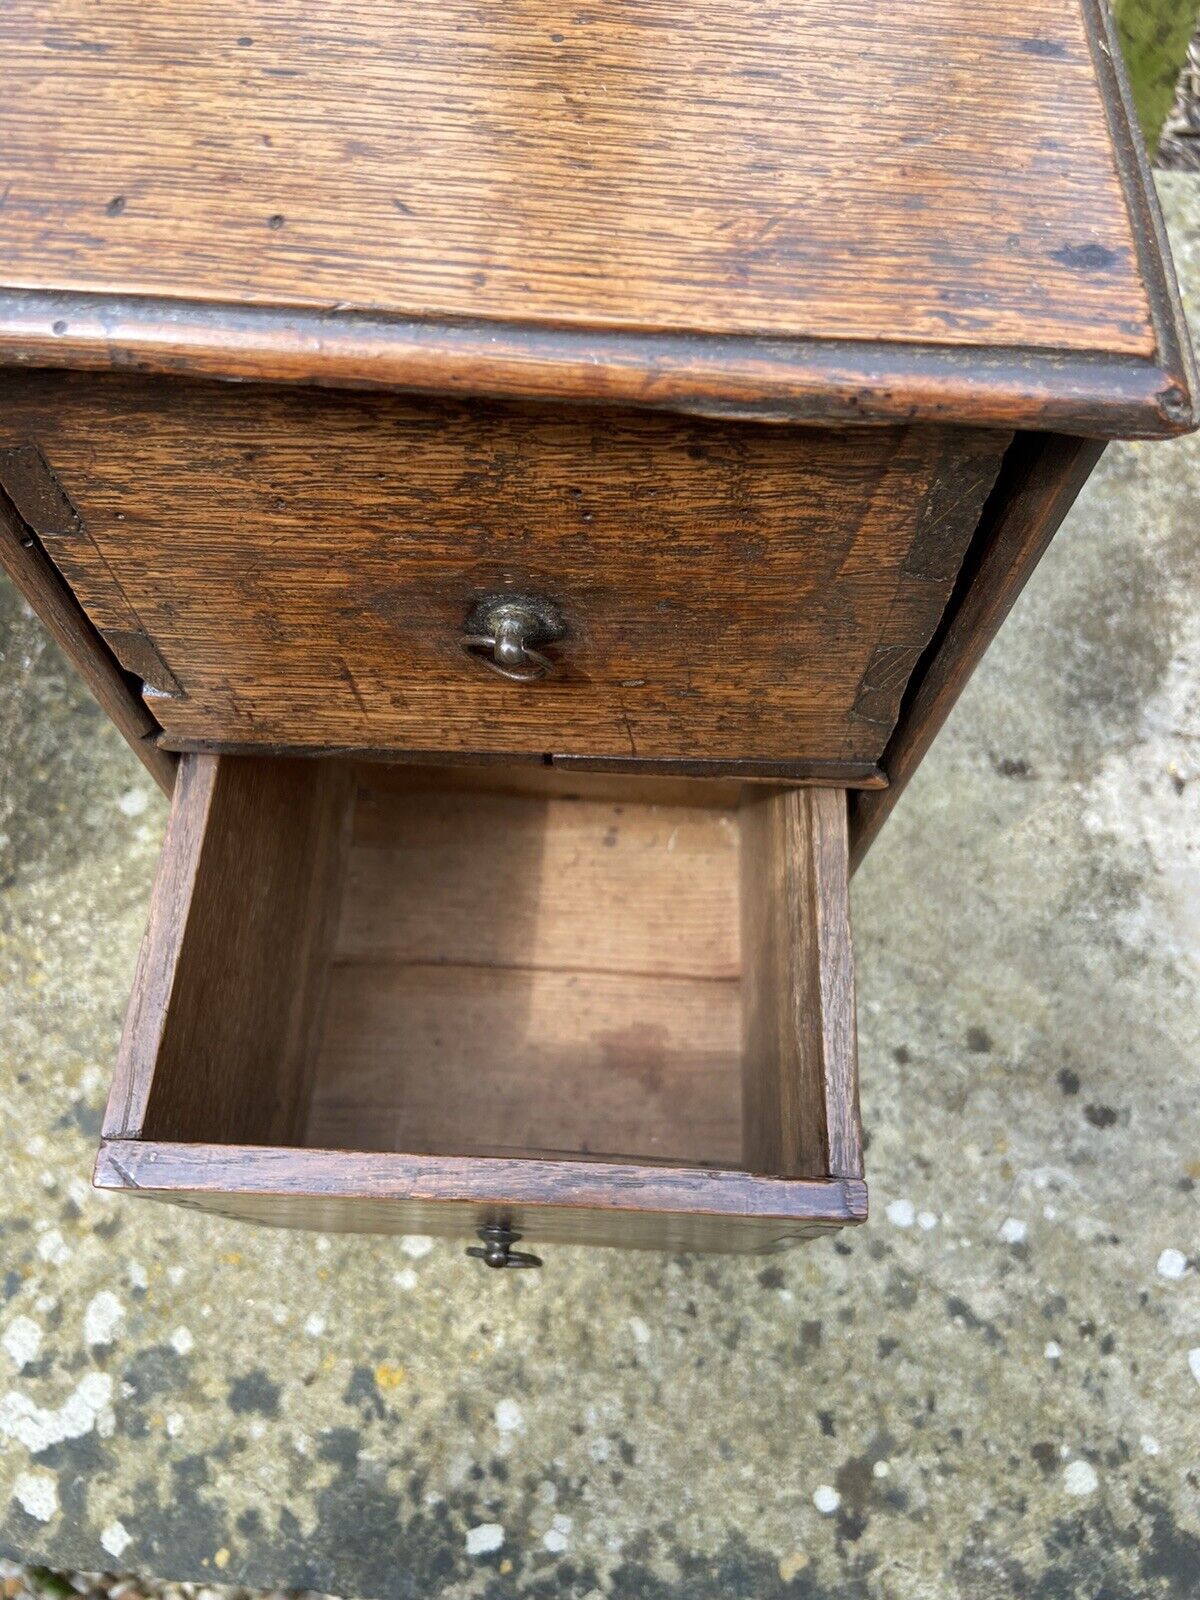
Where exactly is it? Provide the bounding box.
[96,757,865,1252]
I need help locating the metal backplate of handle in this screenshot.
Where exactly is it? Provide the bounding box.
[462,595,564,682]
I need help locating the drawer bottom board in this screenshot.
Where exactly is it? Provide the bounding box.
[310,772,745,1165]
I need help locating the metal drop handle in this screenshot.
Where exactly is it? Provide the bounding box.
[466,1224,543,1269]
[463,597,563,683]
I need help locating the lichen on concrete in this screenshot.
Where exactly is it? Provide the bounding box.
[1,178,1199,1600]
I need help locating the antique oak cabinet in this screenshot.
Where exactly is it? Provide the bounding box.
[0,0,1193,1261]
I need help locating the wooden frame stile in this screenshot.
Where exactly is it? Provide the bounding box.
[740,787,862,1183]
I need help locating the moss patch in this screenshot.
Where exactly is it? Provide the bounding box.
[1114,0,1198,152]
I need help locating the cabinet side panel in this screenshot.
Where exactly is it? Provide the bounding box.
[850,434,1105,869]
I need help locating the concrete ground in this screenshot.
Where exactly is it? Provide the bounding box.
[1,175,1198,1600]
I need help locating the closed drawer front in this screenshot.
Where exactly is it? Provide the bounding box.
[1,372,1008,776]
[95,756,866,1256]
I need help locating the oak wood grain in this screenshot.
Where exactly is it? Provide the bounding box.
[348,761,749,809]
[309,964,745,1167]
[160,743,888,788]
[739,788,861,1180]
[0,0,1157,358]
[0,291,1190,438]
[0,442,182,695]
[1,372,1007,766]
[1085,0,1197,422]
[309,775,743,1164]
[105,754,352,1144]
[0,2,1191,435]
[94,1140,868,1254]
[342,782,741,977]
[100,756,864,1247]
[0,488,176,796]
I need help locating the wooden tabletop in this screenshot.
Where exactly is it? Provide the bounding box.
[0,0,1193,434]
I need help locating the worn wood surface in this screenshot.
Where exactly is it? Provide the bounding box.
[309,772,744,1165]
[0,484,176,796]
[312,969,744,1166]
[842,0,1194,851]
[101,757,864,1246]
[102,755,218,1140]
[1114,0,1198,151]
[0,442,182,695]
[0,291,1191,439]
[0,2,1192,435]
[0,1,1163,350]
[105,754,352,1144]
[850,435,1107,871]
[352,762,748,809]
[1087,0,1198,424]
[1,373,1006,766]
[161,743,888,788]
[342,779,742,976]
[740,788,861,1180]
[94,1141,868,1254]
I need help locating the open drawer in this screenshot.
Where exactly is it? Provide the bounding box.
[95,757,866,1257]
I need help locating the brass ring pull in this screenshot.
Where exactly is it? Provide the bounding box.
[462,597,563,683]
[461,633,554,682]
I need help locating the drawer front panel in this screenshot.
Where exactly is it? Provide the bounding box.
[94,1143,866,1255]
[2,373,1007,767]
